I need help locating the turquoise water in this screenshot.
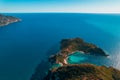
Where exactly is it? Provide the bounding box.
[68,52,87,64]
[0,13,120,80]
[51,63,62,69]
[67,52,110,66]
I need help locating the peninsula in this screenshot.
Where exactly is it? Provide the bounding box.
[0,14,20,27]
[49,38,108,65]
[30,38,120,80]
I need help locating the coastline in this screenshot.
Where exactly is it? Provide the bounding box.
[0,14,21,27]
[49,38,108,67]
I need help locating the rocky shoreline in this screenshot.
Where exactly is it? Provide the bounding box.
[49,38,108,65]
[30,38,120,80]
[0,14,21,27]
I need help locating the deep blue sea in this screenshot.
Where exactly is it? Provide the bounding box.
[0,13,120,80]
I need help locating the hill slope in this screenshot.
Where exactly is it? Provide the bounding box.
[44,64,120,80]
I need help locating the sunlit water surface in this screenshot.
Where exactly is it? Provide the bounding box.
[0,13,120,80]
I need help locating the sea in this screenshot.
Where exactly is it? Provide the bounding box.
[0,13,120,80]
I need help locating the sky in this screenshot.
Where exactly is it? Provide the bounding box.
[0,0,120,13]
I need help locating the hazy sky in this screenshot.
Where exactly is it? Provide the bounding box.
[0,0,120,13]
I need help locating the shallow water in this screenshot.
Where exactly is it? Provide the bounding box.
[67,52,111,66]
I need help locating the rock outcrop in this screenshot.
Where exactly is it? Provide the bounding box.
[30,38,119,80]
[60,38,108,56]
[49,38,108,65]
[0,14,20,27]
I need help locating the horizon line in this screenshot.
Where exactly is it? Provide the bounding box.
[1,12,120,14]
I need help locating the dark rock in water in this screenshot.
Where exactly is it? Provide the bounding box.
[44,64,120,80]
[0,14,21,27]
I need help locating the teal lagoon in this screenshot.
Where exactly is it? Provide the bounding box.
[67,52,87,64]
[67,51,111,66]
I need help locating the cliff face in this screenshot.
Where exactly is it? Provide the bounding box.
[0,14,20,26]
[44,64,120,80]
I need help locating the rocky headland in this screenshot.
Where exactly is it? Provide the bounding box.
[0,14,21,27]
[30,38,120,80]
[49,38,108,65]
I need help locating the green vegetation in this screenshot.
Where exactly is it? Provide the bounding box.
[44,64,120,80]
[31,38,118,80]
[49,38,108,66]
[60,38,108,56]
